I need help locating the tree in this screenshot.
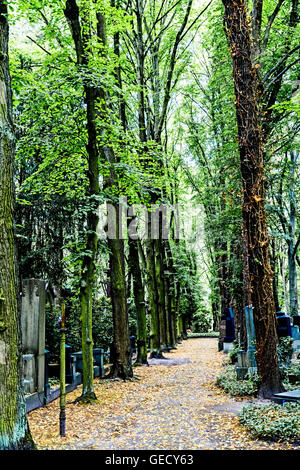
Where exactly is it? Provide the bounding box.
[0,0,35,449]
[222,0,284,397]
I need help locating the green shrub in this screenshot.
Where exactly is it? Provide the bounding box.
[228,341,240,364]
[239,402,300,442]
[282,362,300,390]
[216,365,259,396]
[278,337,294,367]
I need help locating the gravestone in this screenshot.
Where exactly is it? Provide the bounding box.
[223,308,235,353]
[245,305,257,372]
[236,305,257,379]
[291,316,300,356]
[276,313,292,338]
[71,349,105,385]
[130,335,137,354]
[21,279,47,394]
[93,348,105,378]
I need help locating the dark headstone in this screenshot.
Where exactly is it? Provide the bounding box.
[293,315,300,327]
[224,308,235,343]
[130,335,137,353]
[276,314,292,338]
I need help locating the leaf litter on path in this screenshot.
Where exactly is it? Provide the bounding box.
[27,338,299,450]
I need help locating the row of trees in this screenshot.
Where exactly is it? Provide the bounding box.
[1,0,206,449]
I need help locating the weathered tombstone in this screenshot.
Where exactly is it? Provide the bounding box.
[71,349,103,384]
[23,353,35,394]
[93,348,105,378]
[21,279,47,394]
[71,351,83,386]
[236,305,257,379]
[223,308,235,353]
[236,350,250,379]
[244,305,257,372]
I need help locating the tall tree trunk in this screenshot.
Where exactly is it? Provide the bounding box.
[64,0,100,401]
[0,1,35,449]
[222,0,284,397]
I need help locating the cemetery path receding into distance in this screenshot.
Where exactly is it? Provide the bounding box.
[28,338,299,450]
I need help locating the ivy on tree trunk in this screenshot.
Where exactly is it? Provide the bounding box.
[222,0,284,398]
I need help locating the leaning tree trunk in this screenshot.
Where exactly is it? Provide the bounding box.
[0,1,35,449]
[222,0,284,398]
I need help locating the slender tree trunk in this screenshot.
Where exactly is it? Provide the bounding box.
[154,238,168,350]
[288,152,298,316]
[222,0,284,397]
[0,1,35,449]
[145,233,162,358]
[164,240,177,348]
[128,217,148,365]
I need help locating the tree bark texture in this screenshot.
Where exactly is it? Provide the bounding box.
[0,1,35,449]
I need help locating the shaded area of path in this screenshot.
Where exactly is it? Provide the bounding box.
[28,338,299,450]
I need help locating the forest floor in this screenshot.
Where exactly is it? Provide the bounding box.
[28,338,299,450]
